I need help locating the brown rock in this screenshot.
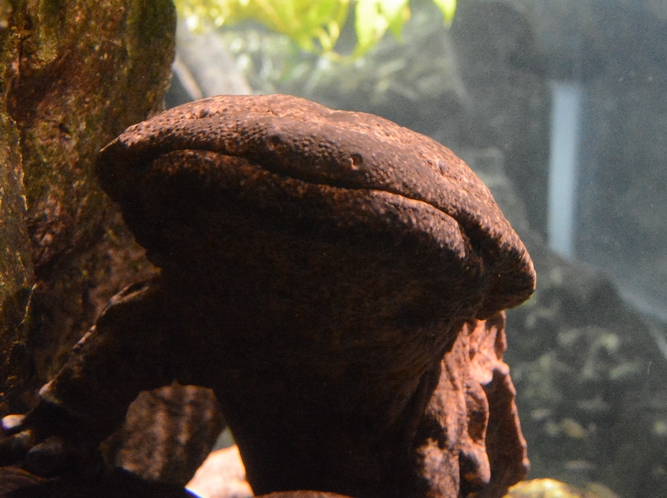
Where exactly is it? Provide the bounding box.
[0,0,174,407]
[0,465,195,498]
[256,493,352,498]
[186,445,254,498]
[1,95,535,497]
[103,383,225,486]
[0,466,46,494]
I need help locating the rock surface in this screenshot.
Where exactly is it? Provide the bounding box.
[103,383,225,487]
[186,445,253,498]
[0,1,228,491]
[0,0,174,408]
[0,465,195,498]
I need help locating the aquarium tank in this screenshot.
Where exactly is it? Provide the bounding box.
[0,0,665,496]
[169,1,667,496]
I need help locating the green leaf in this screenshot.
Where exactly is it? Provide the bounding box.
[175,0,454,56]
[376,0,409,38]
[432,0,456,26]
[354,0,409,56]
[355,0,387,56]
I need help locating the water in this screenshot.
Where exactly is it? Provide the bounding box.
[167,1,667,495]
[547,81,583,259]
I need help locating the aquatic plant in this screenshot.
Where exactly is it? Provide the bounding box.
[173,0,456,55]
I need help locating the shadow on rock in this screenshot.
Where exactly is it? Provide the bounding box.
[0,465,195,498]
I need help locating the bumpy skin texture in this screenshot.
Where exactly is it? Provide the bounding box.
[0,95,535,497]
[97,94,534,316]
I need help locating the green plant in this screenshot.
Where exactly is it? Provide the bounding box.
[173,0,456,56]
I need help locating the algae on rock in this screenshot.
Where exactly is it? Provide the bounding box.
[0,1,175,410]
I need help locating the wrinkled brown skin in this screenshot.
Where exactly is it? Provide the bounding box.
[0,95,535,497]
